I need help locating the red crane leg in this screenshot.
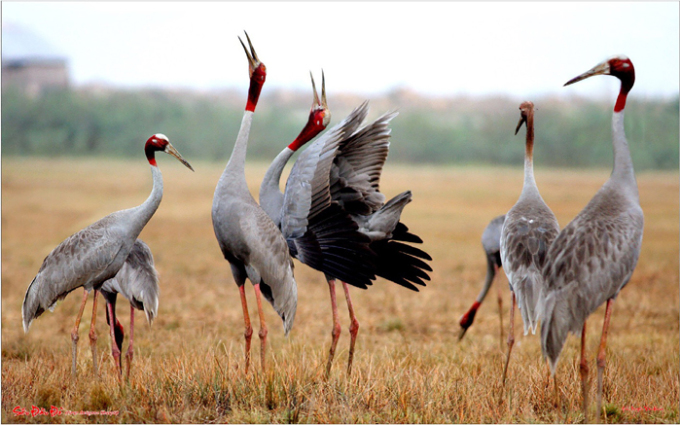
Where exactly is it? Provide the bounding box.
[253,283,268,372]
[106,300,122,378]
[501,292,516,388]
[580,321,589,423]
[496,265,504,349]
[239,285,253,374]
[88,290,99,375]
[125,305,135,381]
[342,281,360,376]
[596,299,614,419]
[325,279,341,378]
[71,289,89,377]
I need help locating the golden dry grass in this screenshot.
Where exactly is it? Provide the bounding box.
[2,157,678,423]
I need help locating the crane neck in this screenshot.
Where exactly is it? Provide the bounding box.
[259,147,294,221]
[610,110,638,191]
[221,110,254,188]
[476,258,497,303]
[131,164,163,235]
[521,114,538,194]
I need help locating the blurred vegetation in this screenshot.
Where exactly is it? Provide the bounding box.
[2,87,678,170]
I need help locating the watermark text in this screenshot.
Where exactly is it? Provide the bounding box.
[13,405,119,417]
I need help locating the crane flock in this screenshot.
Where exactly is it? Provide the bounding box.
[19,32,643,421]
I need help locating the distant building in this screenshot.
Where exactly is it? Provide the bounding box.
[2,23,69,96]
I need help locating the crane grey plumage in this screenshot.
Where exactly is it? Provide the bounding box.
[260,75,386,377]
[327,102,433,290]
[100,239,159,324]
[482,215,505,262]
[499,101,559,388]
[212,33,296,374]
[540,191,642,359]
[275,99,378,288]
[22,215,136,333]
[21,133,193,377]
[500,102,559,335]
[458,214,506,341]
[320,100,432,375]
[100,239,159,379]
[540,55,643,420]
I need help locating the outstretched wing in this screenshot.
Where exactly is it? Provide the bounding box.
[281,103,377,288]
[330,107,397,216]
[370,221,433,291]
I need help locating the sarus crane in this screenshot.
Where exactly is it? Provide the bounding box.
[270,93,432,375]
[499,101,559,388]
[22,134,192,377]
[540,55,643,422]
[259,72,381,377]
[458,214,506,345]
[212,32,297,374]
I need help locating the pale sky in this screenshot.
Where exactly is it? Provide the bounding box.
[2,2,679,100]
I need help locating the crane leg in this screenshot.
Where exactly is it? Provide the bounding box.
[71,289,89,377]
[106,301,122,379]
[596,299,614,420]
[580,321,589,424]
[496,266,504,349]
[88,290,99,376]
[501,292,516,388]
[125,305,135,381]
[342,281,360,376]
[253,283,268,373]
[325,279,342,378]
[238,285,253,375]
[552,363,561,409]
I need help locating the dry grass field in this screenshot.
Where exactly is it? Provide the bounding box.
[2,157,678,423]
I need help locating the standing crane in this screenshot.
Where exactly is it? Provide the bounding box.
[282,98,432,375]
[325,103,432,376]
[212,32,298,374]
[22,134,193,377]
[458,214,506,345]
[260,73,381,377]
[499,102,560,388]
[540,55,643,421]
[100,239,159,380]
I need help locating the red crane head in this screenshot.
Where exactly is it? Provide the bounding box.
[239,31,266,112]
[515,101,535,135]
[145,133,194,171]
[458,301,480,340]
[564,55,635,112]
[288,71,331,151]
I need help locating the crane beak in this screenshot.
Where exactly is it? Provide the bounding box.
[310,70,329,109]
[239,31,261,77]
[458,326,469,341]
[310,70,331,126]
[310,71,321,108]
[564,60,611,86]
[515,115,527,135]
[321,70,328,110]
[164,143,194,171]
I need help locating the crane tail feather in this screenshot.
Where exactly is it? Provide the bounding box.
[22,276,43,333]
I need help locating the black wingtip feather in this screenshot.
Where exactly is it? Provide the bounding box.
[290,202,378,289]
[369,222,433,291]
